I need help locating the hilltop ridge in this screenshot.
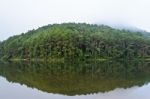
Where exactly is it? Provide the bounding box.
[0,23,150,60]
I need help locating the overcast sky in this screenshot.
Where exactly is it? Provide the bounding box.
[0,0,150,41]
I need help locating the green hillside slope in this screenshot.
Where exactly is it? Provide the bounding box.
[0,23,150,60]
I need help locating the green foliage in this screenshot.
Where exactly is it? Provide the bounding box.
[1,23,150,60]
[1,55,10,60]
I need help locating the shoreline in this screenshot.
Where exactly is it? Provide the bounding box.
[1,57,150,62]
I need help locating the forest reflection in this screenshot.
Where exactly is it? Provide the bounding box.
[0,60,150,96]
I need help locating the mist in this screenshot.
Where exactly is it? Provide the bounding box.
[0,0,150,41]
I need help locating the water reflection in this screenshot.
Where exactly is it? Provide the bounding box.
[0,60,150,96]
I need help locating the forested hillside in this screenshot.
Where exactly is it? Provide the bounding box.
[0,23,150,60]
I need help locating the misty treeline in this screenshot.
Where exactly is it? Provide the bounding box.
[0,23,150,60]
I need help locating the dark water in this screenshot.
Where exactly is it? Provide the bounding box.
[0,60,150,99]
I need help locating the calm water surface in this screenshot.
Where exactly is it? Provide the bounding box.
[0,60,150,99]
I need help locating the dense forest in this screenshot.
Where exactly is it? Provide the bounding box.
[0,23,150,60]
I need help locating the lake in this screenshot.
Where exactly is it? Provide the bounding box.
[0,60,150,99]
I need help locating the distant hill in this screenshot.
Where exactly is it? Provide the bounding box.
[101,23,150,37]
[0,23,150,60]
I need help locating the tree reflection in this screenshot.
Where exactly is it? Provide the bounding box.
[0,60,150,96]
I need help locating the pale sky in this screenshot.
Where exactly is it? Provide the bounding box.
[0,0,150,41]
